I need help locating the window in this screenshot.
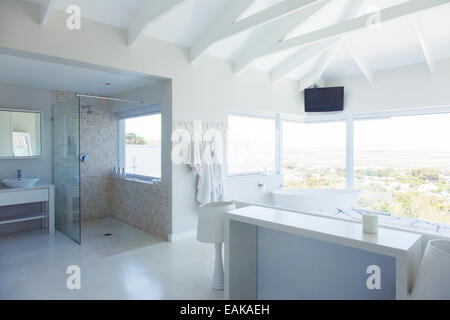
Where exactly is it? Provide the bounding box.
[354,113,450,224]
[282,120,346,189]
[226,108,450,226]
[227,115,277,176]
[120,113,161,180]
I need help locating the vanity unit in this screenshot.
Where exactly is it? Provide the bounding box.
[225,206,422,300]
[0,109,54,234]
[0,184,55,233]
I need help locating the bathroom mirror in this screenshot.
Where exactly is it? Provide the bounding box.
[0,109,42,158]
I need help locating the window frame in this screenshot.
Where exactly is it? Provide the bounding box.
[118,109,162,183]
[227,113,280,177]
[279,106,450,216]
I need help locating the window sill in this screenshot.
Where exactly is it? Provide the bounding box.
[235,200,450,239]
[322,208,450,239]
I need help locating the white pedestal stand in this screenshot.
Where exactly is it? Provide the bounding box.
[212,243,224,290]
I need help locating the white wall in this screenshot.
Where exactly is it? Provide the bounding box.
[3,0,449,236]
[0,83,52,182]
[326,58,450,114]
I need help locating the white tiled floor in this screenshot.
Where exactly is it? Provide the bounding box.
[0,218,224,300]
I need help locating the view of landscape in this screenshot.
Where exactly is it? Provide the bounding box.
[125,114,161,178]
[126,113,449,224]
[283,114,450,225]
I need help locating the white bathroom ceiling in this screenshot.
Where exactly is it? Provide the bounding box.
[25,0,450,86]
[0,53,159,95]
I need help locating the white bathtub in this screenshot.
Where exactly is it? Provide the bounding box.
[272,189,362,213]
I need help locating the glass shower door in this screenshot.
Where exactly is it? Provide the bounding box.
[53,97,81,244]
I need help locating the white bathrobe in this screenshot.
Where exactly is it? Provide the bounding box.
[195,143,224,205]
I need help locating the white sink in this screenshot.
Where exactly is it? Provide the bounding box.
[1,178,40,188]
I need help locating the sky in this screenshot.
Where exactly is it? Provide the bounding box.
[283,113,450,150]
[354,113,450,149]
[125,114,161,141]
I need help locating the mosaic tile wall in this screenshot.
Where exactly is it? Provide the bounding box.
[111,178,170,238]
[53,90,170,238]
[79,95,119,221]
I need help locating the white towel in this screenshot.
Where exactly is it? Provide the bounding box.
[195,142,224,204]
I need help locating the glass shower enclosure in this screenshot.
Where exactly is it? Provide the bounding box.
[53,97,81,244]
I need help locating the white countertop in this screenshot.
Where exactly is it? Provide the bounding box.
[0,182,53,193]
[227,206,422,257]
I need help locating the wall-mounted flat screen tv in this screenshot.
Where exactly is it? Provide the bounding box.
[304,86,344,112]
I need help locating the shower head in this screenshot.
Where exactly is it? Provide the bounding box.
[81,105,93,114]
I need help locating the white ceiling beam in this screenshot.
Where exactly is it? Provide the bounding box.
[224,0,328,40]
[128,0,187,47]
[298,42,341,91]
[270,0,364,84]
[411,15,436,74]
[233,0,331,74]
[190,0,326,64]
[190,0,255,63]
[271,38,340,84]
[345,41,374,83]
[264,0,450,57]
[40,0,56,25]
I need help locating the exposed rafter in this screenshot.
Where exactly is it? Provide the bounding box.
[40,0,56,25]
[271,38,339,84]
[345,41,374,83]
[263,0,450,58]
[190,0,255,63]
[272,0,364,86]
[190,0,328,64]
[411,15,436,74]
[128,0,186,47]
[298,42,341,91]
[233,0,331,74]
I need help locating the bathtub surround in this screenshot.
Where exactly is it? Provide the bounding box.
[272,189,362,213]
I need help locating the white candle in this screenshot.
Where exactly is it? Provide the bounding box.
[363,213,379,234]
